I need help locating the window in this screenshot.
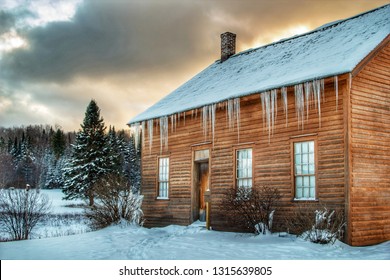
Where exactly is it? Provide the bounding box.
[236,148,253,188]
[293,141,316,200]
[158,157,169,199]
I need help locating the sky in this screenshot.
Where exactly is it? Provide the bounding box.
[0,0,388,132]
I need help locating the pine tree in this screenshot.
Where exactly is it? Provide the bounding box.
[52,128,66,160]
[63,100,110,206]
[124,135,141,193]
[107,126,127,175]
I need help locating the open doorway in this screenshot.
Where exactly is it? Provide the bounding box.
[192,149,210,223]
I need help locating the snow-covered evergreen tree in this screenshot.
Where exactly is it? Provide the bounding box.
[52,128,66,160]
[107,126,125,175]
[63,100,110,206]
[124,135,141,193]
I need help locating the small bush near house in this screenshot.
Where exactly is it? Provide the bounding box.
[222,186,281,235]
[285,203,345,244]
[84,174,144,230]
[0,188,52,240]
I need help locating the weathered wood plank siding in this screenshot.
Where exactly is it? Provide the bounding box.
[350,42,390,246]
[140,78,348,233]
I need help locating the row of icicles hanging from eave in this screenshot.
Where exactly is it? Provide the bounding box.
[130,76,339,151]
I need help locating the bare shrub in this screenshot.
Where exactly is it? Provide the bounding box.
[0,188,51,240]
[222,186,281,234]
[286,203,345,244]
[84,174,144,229]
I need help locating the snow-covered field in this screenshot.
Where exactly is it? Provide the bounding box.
[1,189,389,260]
[0,189,90,241]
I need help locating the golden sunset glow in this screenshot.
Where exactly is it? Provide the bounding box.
[0,0,388,131]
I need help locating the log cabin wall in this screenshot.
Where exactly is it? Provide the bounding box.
[140,77,348,235]
[349,41,390,246]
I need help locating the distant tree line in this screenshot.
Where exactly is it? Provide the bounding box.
[0,101,141,198]
[0,125,73,189]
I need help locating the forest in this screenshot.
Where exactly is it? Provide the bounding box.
[0,121,140,193]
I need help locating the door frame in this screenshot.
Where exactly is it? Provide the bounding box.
[191,145,211,224]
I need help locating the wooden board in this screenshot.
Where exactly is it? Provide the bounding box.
[349,41,390,246]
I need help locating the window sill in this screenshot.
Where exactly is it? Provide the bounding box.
[156,197,169,200]
[292,198,319,202]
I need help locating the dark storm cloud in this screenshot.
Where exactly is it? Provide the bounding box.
[1,0,213,83]
[1,0,389,131]
[2,0,388,84]
[0,11,15,35]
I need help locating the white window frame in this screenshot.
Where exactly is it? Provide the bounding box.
[157,157,169,199]
[293,140,316,200]
[236,148,253,189]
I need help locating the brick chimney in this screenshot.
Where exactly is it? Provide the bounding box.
[220,32,236,62]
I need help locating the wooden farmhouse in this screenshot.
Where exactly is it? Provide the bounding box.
[128,5,390,246]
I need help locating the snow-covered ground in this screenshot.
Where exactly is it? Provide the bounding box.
[1,222,390,260]
[1,188,389,260]
[44,189,85,214]
[0,189,90,241]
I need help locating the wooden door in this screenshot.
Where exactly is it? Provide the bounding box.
[192,161,209,222]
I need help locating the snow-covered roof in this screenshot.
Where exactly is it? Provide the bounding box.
[128,4,390,124]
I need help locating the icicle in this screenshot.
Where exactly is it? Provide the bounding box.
[260,91,271,141]
[227,99,234,130]
[147,119,153,153]
[202,106,208,137]
[225,101,228,127]
[294,84,304,129]
[170,115,174,133]
[260,92,266,129]
[183,111,186,126]
[201,104,217,143]
[304,82,312,120]
[334,75,339,111]
[281,86,288,127]
[130,122,142,149]
[139,121,146,148]
[270,89,277,135]
[159,116,169,151]
[312,79,322,126]
[234,98,240,142]
[260,89,278,140]
[211,104,216,144]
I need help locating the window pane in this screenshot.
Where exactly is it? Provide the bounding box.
[295,143,301,153]
[296,176,302,187]
[309,141,314,152]
[295,181,302,198]
[310,176,315,187]
[302,164,309,174]
[295,154,301,164]
[295,164,302,175]
[158,157,169,198]
[309,153,314,164]
[236,149,252,188]
[303,187,309,198]
[294,140,315,199]
[309,164,315,174]
[302,142,308,153]
[303,176,309,187]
